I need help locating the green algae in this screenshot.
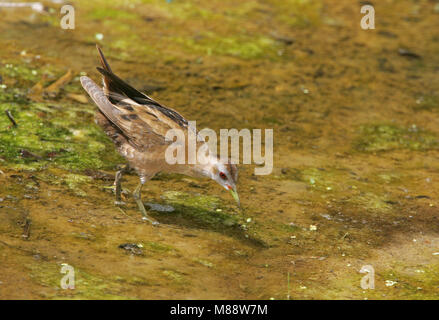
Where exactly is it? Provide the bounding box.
[26,262,136,299]
[62,173,93,197]
[382,265,439,299]
[112,275,157,287]
[350,192,393,213]
[0,64,39,84]
[193,258,214,268]
[271,0,323,28]
[360,265,439,300]
[174,33,281,60]
[145,0,216,20]
[277,166,397,216]
[354,124,439,152]
[157,191,270,247]
[88,8,139,21]
[0,58,121,173]
[0,100,123,172]
[162,269,188,285]
[160,191,238,228]
[413,95,439,112]
[323,263,439,300]
[300,167,340,192]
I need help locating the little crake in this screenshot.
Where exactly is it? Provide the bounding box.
[80,46,239,224]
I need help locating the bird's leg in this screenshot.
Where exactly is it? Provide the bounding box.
[133,181,159,225]
[114,165,128,205]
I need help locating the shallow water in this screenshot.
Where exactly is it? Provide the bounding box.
[0,0,439,299]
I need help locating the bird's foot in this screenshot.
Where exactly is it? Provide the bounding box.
[142,216,160,226]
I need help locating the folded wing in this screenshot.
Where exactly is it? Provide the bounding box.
[80,76,167,151]
[80,46,191,152]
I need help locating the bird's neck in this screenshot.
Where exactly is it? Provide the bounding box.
[179,154,218,180]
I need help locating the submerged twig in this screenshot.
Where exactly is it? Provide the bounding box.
[5,109,17,127]
[22,218,32,240]
[20,149,43,160]
[341,232,350,240]
[398,48,421,59]
[43,69,73,99]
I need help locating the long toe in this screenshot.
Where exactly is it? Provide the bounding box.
[142,216,160,226]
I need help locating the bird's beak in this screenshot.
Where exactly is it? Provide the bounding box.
[229,188,240,207]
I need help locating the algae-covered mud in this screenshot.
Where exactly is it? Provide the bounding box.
[1,0,439,300]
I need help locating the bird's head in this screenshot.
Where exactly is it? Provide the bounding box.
[210,159,240,207]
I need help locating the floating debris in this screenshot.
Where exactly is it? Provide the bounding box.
[355,124,438,152]
[414,195,430,199]
[270,32,295,45]
[72,232,95,241]
[43,69,74,99]
[21,218,31,240]
[301,87,309,94]
[27,74,48,101]
[398,48,421,59]
[5,109,17,127]
[194,258,214,268]
[20,149,43,160]
[83,169,114,181]
[385,280,398,287]
[118,243,144,255]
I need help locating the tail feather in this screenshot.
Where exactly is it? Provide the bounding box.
[80,76,122,127]
[94,46,164,109]
[96,45,122,98]
[96,44,112,73]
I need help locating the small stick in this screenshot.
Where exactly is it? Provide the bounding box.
[341,232,349,240]
[22,218,32,240]
[5,109,17,127]
[20,149,43,160]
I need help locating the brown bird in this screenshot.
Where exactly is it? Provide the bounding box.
[80,46,239,225]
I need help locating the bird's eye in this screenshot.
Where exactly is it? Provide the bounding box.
[219,172,227,180]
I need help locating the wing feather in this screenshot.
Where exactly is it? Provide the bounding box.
[95,67,188,129]
[81,46,192,152]
[80,76,166,151]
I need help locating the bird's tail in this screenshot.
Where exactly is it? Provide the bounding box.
[96,44,112,73]
[80,76,122,125]
[95,45,121,96]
